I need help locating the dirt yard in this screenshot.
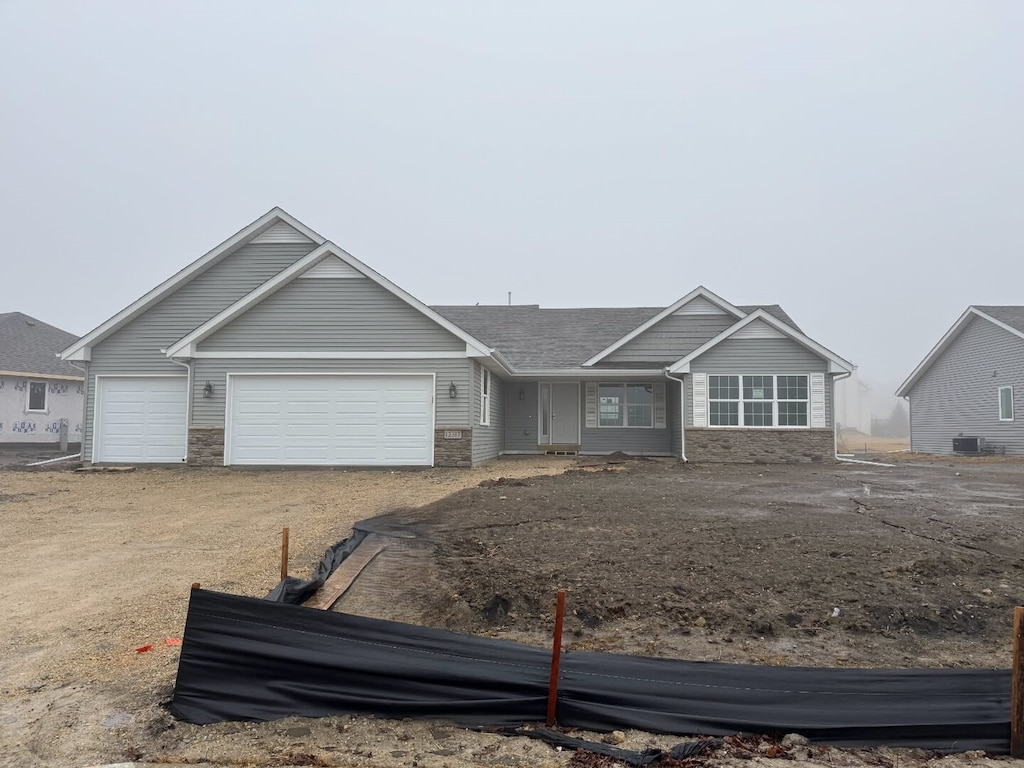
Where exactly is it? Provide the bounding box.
[1,455,1022,768]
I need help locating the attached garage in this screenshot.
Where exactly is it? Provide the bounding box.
[94,376,188,463]
[225,374,435,466]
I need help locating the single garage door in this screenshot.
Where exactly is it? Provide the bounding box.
[226,374,434,466]
[94,376,187,463]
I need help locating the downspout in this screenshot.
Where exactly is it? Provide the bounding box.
[832,370,895,467]
[66,358,89,461]
[665,370,687,462]
[168,354,192,463]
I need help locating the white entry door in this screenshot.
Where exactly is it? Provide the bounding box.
[226,374,434,466]
[94,376,187,463]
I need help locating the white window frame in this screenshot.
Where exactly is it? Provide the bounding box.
[707,374,810,429]
[480,368,491,426]
[999,386,1014,421]
[596,382,655,428]
[27,380,48,413]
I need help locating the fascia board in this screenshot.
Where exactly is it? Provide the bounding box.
[581,286,745,366]
[667,309,854,374]
[60,207,326,361]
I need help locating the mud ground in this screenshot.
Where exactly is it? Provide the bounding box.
[1,455,1022,768]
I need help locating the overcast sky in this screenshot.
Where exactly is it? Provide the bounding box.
[2,2,1021,400]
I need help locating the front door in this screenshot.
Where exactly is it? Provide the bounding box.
[539,383,580,445]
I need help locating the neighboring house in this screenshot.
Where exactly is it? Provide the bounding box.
[897,306,1024,456]
[0,312,84,446]
[61,208,853,467]
[834,370,872,435]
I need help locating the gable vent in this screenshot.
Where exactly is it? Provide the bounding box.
[251,221,314,244]
[299,257,365,279]
[673,296,727,316]
[731,320,786,340]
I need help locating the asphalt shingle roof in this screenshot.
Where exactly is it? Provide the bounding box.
[431,304,800,370]
[0,312,83,378]
[975,306,1024,335]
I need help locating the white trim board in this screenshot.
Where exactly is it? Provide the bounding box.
[582,286,745,366]
[667,309,854,375]
[896,307,1024,397]
[61,208,326,362]
[165,247,494,360]
[191,350,468,359]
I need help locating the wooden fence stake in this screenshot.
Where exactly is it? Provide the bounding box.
[191,582,200,590]
[1012,606,1024,757]
[547,589,566,726]
[280,527,290,581]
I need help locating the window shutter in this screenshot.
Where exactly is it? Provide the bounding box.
[585,383,598,428]
[810,372,826,428]
[692,373,707,427]
[653,382,666,428]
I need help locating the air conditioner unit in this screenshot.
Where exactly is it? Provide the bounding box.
[952,436,985,454]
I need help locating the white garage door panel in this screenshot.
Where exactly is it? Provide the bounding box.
[227,375,434,466]
[95,377,187,463]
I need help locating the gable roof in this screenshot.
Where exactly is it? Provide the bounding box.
[0,312,83,379]
[166,245,494,360]
[432,303,802,370]
[667,308,854,374]
[582,286,744,366]
[896,306,1024,397]
[61,208,325,361]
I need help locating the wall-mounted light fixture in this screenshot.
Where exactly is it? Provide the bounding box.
[202,381,214,399]
[448,381,458,399]
[518,387,525,401]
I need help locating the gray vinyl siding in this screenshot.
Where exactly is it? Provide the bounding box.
[684,338,832,428]
[82,242,316,461]
[471,363,505,464]
[503,381,539,452]
[191,358,473,428]
[604,315,735,364]
[906,316,1024,455]
[579,380,676,455]
[201,277,464,352]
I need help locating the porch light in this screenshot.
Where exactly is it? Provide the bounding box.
[519,387,525,401]
[448,381,458,399]
[202,381,214,398]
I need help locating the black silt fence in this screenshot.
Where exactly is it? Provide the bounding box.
[170,589,1011,753]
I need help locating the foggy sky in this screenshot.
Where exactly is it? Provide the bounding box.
[2,1,1022,401]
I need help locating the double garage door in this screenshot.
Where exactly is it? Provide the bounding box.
[226,374,434,466]
[94,374,434,466]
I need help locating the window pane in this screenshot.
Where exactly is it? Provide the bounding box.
[709,375,738,400]
[599,384,624,427]
[778,375,808,400]
[710,401,738,426]
[743,375,773,401]
[540,385,550,437]
[778,401,808,426]
[743,400,773,426]
[1000,387,1014,420]
[28,382,46,411]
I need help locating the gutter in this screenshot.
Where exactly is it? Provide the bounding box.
[65,358,89,462]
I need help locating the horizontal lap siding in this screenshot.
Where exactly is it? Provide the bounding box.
[192,359,472,428]
[685,338,832,428]
[471,364,504,464]
[83,242,316,460]
[200,277,464,352]
[580,381,675,455]
[605,315,735,364]
[908,317,1024,455]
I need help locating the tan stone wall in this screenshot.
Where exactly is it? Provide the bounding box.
[434,427,472,468]
[685,428,834,464]
[188,427,225,467]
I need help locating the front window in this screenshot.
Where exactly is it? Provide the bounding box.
[708,374,809,427]
[598,383,653,428]
[999,386,1014,421]
[28,381,47,412]
[480,369,491,426]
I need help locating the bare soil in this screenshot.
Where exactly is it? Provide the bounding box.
[1,455,1022,768]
